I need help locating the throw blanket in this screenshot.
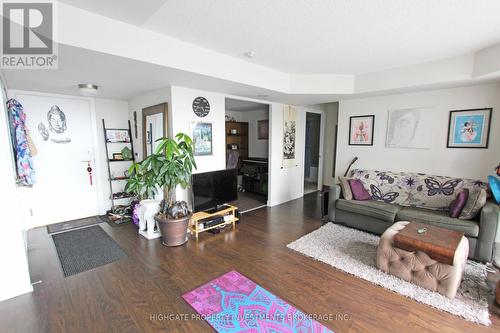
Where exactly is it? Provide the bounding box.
[349,169,487,210]
[7,98,35,186]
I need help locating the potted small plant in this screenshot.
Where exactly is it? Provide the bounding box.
[125,133,197,246]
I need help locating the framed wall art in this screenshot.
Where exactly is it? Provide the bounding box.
[447,108,492,148]
[386,108,433,149]
[257,119,269,140]
[191,122,213,156]
[349,115,374,146]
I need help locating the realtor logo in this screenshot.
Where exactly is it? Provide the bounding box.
[1,1,58,68]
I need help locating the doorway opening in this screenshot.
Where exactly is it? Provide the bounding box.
[304,112,321,194]
[225,98,270,213]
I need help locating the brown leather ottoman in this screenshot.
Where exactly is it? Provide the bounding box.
[376,221,469,298]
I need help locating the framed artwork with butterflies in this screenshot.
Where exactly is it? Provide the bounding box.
[447,108,492,148]
[349,115,374,146]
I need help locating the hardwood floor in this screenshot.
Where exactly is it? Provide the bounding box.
[0,193,499,332]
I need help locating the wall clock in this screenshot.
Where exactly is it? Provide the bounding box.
[192,96,210,117]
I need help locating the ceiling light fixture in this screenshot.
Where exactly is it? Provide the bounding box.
[244,51,256,58]
[78,83,99,95]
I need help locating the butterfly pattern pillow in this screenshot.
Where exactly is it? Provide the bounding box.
[349,169,488,211]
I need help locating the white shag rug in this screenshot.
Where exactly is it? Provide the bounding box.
[287,223,491,326]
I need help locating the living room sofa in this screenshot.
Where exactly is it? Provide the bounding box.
[328,169,500,262]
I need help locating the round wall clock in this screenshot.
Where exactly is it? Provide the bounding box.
[192,96,210,117]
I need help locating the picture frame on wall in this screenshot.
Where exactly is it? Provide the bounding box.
[447,108,492,148]
[191,122,213,156]
[349,115,374,146]
[257,119,269,140]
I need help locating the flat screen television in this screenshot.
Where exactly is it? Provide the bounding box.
[192,169,238,212]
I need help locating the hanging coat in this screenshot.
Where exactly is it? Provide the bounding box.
[7,98,35,186]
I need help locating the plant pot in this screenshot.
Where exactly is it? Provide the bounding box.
[155,213,191,246]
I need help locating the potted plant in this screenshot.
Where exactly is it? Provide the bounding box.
[125,133,197,246]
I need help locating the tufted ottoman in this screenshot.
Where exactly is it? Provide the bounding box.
[377,221,469,298]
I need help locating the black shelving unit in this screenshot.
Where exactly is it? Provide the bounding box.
[102,119,136,214]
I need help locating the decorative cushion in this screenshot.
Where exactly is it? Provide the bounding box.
[338,176,353,200]
[459,189,487,220]
[348,179,371,201]
[449,189,469,218]
[336,199,401,223]
[349,169,488,210]
[396,207,479,237]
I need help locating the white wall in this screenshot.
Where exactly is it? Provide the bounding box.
[0,80,32,301]
[336,83,500,180]
[171,86,226,173]
[226,109,269,158]
[94,98,131,213]
[268,104,306,206]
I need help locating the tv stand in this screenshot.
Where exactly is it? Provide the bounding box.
[189,204,239,240]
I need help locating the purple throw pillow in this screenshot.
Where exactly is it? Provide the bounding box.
[348,179,372,201]
[449,189,469,218]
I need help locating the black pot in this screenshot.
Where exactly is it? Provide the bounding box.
[155,213,191,246]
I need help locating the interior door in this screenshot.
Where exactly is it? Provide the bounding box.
[15,92,99,226]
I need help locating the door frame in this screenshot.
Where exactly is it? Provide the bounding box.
[10,90,103,227]
[303,109,325,193]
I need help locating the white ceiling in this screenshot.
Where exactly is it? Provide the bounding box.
[2,44,345,104]
[225,98,269,112]
[58,0,500,75]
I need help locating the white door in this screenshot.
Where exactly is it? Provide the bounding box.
[15,92,99,226]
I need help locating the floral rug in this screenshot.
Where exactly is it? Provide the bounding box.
[182,270,334,332]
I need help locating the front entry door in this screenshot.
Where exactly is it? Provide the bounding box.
[15,92,99,227]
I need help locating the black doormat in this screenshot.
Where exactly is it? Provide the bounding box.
[52,225,127,277]
[47,216,101,234]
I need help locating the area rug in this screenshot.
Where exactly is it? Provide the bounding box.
[182,270,334,332]
[287,223,491,326]
[52,225,127,277]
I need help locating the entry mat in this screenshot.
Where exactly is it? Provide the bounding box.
[182,270,334,332]
[52,225,127,277]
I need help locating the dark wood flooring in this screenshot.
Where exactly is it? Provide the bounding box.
[0,193,499,332]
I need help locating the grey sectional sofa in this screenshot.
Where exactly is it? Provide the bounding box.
[327,171,500,263]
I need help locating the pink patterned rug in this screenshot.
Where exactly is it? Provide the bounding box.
[182,270,334,332]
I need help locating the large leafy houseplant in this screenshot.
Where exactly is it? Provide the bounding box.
[125,133,197,217]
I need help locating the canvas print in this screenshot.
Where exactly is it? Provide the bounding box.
[447,108,492,148]
[386,108,432,149]
[349,115,374,145]
[191,122,213,156]
[282,105,297,168]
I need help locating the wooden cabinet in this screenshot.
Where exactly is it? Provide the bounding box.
[225,121,249,159]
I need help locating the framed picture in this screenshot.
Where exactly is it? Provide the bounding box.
[447,108,492,148]
[386,108,432,149]
[258,119,269,140]
[349,115,374,146]
[112,153,124,160]
[106,129,130,143]
[191,122,213,156]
